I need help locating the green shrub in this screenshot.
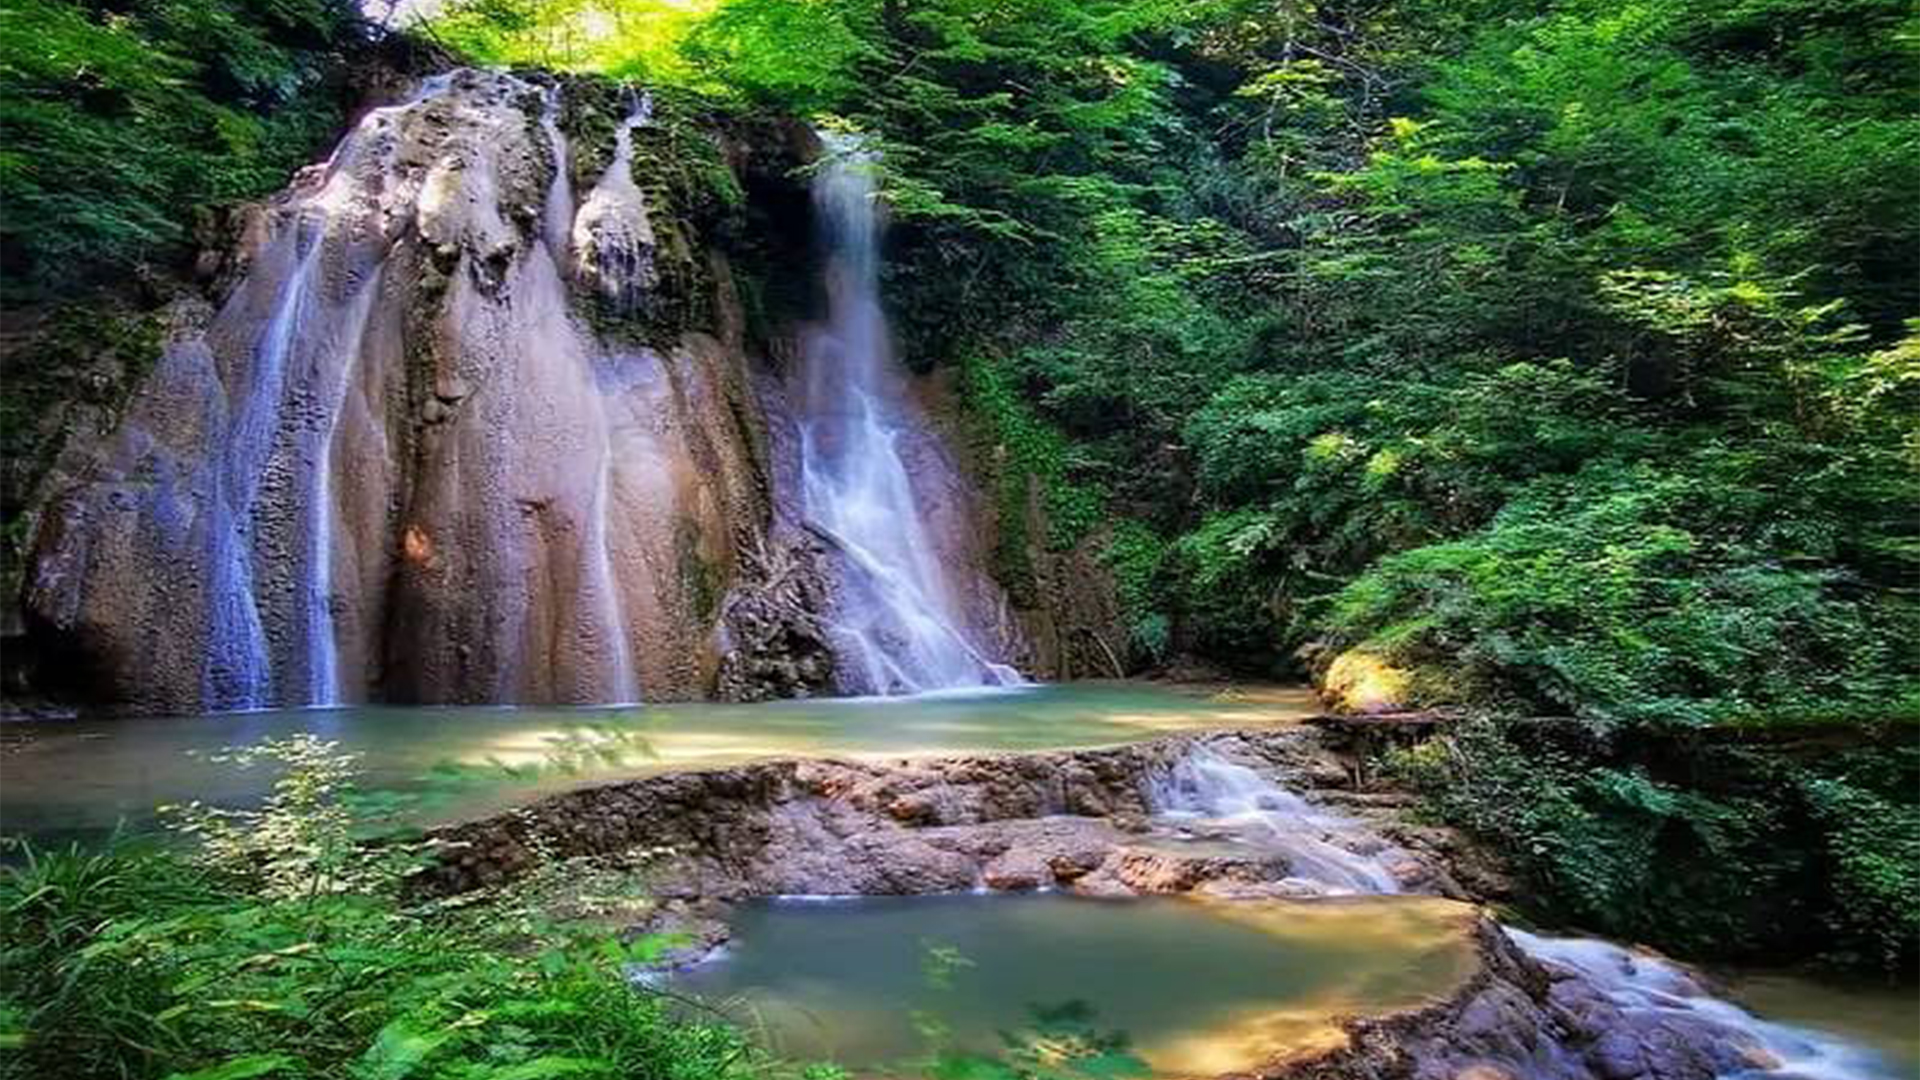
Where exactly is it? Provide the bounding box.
[1099,520,1170,663]
[1390,716,1920,971]
[960,353,1107,603]
[0,0,356,295]
[1331,457,1918,726]
[0,738,759,1080]
[1799,774,1920,971]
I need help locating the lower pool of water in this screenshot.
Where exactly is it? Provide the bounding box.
[671,892,1480,1076]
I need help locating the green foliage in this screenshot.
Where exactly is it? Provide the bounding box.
[0,740,759,1080]
[960,353,1106,603]
[1099,521,1170,662]
[0,0,358,294]
[1799,772,1920,971]
[430,0,721,84]
[0,849,757,1080]
[1165,509,1287,664]
[1330,457,1918,726]
[160,736,402,900]
[1172,359,1646,660]
[1388,717,1920,970]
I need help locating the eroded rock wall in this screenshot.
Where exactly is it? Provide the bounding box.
[20,69,1023,713]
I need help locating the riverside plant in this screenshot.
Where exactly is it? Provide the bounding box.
[0,734,759,1080]
[159,735,428,901]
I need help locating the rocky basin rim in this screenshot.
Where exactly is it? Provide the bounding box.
[408,725,1818,1080]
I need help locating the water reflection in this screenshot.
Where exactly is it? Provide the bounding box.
[670,892,1478,1076]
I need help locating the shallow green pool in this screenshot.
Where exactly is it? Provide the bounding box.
[671,892,1479,1076]
[0,682,1311,843]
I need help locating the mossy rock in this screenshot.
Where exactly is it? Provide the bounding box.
[1320,647,1460,714]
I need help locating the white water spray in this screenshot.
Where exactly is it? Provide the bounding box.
[572,86,655,312]
[305,275,382,708]
[796,133,1020,695]
[205,234,321,709]
[1150,745,1406,895]
[562,87,646,704]
[1508,932,1905,1080]
[539,86,575,266]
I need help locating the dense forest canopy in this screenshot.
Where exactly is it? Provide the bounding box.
[402,0,1919,968]
[1,0,1915,973]
[415,0,1920,719]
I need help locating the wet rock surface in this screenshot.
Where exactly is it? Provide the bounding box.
[417,725,1859,1080]
[1267,926,1803,1080]
[25,70,763,711]
[712,525,838,701]
[21,67,1026,714]
[416,727,1460,902]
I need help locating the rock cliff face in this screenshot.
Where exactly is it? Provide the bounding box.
[19,69,1024,714]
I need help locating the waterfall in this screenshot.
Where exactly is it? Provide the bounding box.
[204,75,455,710]
[573,86,655,312]
[1507,932,1902,1079]
[1149,745,1407,895]
[29,69,1009,711]
[539,86,575,266]
[305,274,381,709]
[563,87,647,705]
[796,133,1021,695]
[204,233,319,709]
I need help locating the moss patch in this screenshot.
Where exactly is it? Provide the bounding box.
[958,352,1105,604]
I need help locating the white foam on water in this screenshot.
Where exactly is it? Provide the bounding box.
[1149,745,1406,895]
[1508,931,1906,1080]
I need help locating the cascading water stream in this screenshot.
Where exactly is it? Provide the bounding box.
[1150,744,1902,1078]
[1149,745,1407,894]
[305,278,381,708]
[202,74,459,710]
[797,134,1021,695]
[540,87,575,265]
[34,68,820,710]
[572,85,654,312]
[1508,932,1903,1080]
[562,86,645,705]
[204,232,320,709]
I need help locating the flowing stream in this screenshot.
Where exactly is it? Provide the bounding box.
[1509,932,1914,1080]
[1142,746,1912,1078]
[1148,744,1410,895]
[795,134,1020,695]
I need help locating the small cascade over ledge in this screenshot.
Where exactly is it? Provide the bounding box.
[793,133,1022,695]
[1149,744,1411,895]
[1507,932,1904,1080]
